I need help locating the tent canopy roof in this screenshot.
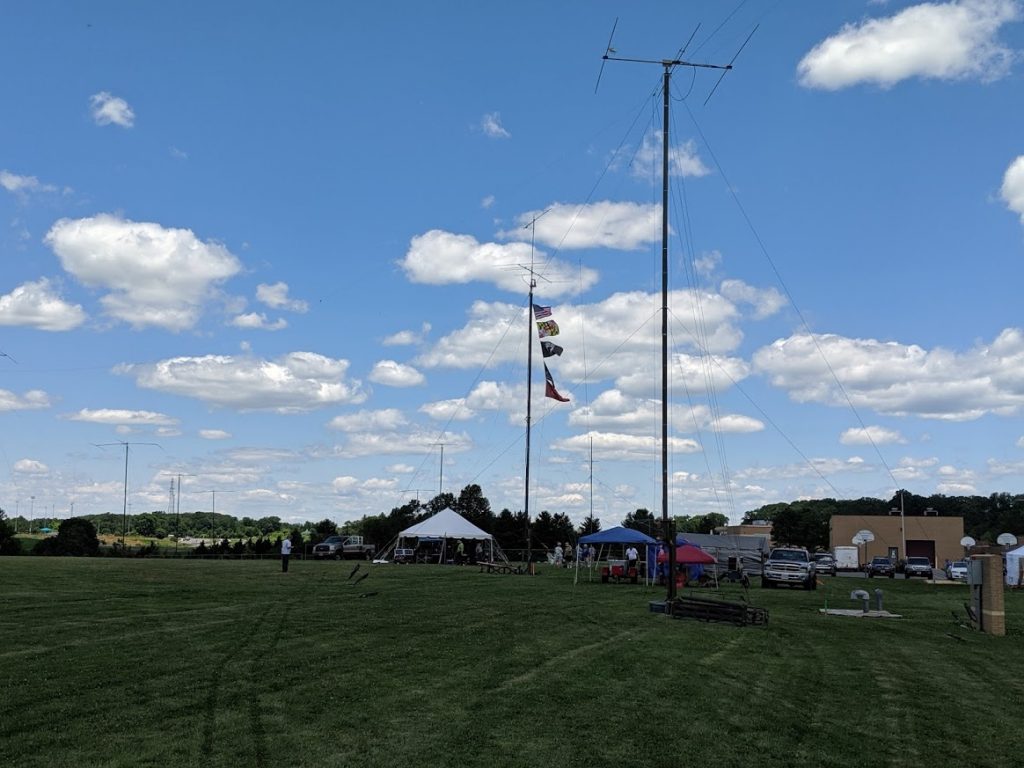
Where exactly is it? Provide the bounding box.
[579,526,657,545]
[676,532,771,553]
[398,508,492,540]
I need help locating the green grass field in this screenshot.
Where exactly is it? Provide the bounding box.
[2,558,1022,768]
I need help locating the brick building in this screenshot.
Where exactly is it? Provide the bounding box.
[829,514,964,567]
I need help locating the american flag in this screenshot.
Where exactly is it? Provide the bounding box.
[532,303,552,319]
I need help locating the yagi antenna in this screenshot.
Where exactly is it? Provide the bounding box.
[594,17,619,94]
[594,21,743,606]
[703,24,758,106]
[673,23,701,62]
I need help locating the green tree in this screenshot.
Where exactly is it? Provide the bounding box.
[135,513,157,537]
[311,519,337,544]
[551,513,575,545]
[257,516,282,535]
[623,508,657,536]
[532,511,556,549]
[0,511,20,555]
[770,506,829,550]
[676,513,728,535]
[578,515,601,536]
[35,517,100,556]
[454,484,495,532]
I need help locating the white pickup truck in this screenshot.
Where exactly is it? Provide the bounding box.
[761,547,817,590]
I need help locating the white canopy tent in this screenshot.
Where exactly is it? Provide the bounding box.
[374,508,508,564]
[1006,544,1024,586]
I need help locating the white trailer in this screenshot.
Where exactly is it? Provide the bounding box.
[833,545,860,571]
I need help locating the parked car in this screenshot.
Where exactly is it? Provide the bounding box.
[948,560,969,581]
[762,547,817,590]
[812,553,837,576]
[866,556,896,578]
[904,556,933,579]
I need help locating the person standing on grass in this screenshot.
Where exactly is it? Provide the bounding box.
[564,541,573,567]
[554,542,563,566]
[626,544,638,574]
[456,539,465,565]
[281,535,292,573]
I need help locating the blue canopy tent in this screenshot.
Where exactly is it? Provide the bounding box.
[578,526,658,584]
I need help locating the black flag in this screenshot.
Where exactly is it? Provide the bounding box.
[540,341,563,358]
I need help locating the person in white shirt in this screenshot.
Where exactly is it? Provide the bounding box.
[626,545,639,574]
[281,536,293,573]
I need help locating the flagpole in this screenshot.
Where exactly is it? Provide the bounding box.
[525,276,535,569]
[523,212,546,571]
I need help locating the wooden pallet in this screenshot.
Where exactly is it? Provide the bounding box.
[478,562,522,575]
[666,594,769,626]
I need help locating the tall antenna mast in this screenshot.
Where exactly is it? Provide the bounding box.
[598,20,743,603]
[94,441,161,552]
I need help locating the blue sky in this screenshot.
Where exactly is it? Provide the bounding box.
[2,0,1024,527]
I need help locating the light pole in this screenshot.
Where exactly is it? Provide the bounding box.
[94,441,161,552]
[29,495,35,533]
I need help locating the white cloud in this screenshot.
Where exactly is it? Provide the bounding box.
[418,291,750,391]
[568,389,762,435]
[0,279,86,331]
[230,312,287,331]
[383,322,431,346]
[256,282,308,313]
[631,134,711,179]
[46,214,241,331]
[501,201,660,251]
[89,91,135,127]
[66,408,179,426]
[120,351,365,413]
[419,397,474,422]
[480,112,510,138]
[368,360,425,387]
[1001,155,1024,224]
[754,328,1024,421]
[169,146,188,159]
[328,408,408,432]
[386,463,415,474]
[798,0,1021,90]
[0,170,57,194]
[719,279,787,320]
[840,426,907,445]
[400,230,598,297]
[14,459,48,474]
[552,430,701,461]
[335,428,472,458]
[0,389,50,411]
[332,475,359,492]
[481,195,495,209]
[199,429,231,440]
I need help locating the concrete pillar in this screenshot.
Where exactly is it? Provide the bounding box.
[977,554,1006,636]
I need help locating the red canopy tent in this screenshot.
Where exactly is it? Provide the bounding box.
[675,544,715,564]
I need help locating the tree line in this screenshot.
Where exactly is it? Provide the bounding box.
[742,490,1024,551]
[5,486,1023,558]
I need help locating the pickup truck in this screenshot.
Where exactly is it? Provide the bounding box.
[761,547,817,590]
[312,535,376,560]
